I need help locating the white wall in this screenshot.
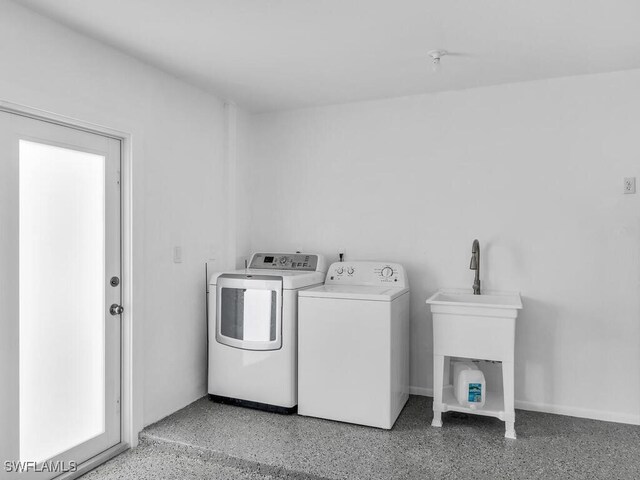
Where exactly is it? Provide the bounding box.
[0,0,233,429]
[243,70,640,424]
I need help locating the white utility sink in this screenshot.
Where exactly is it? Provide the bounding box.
[426,290,523,439]
[426,291,522,311]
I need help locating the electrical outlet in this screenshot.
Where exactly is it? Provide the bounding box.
[624,177,636,194]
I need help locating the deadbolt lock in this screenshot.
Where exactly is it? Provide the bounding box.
[110,276,120,287]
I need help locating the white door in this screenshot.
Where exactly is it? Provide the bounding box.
[0,111,121,479]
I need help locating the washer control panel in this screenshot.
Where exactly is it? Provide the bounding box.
[325,261,407,287]
[249,253,323,271]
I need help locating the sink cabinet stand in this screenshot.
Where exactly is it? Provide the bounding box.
[428,298,520,439]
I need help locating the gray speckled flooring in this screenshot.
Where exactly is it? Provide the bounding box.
[84,396,640,479]
[81,440,279,480]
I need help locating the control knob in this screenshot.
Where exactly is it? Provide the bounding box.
[347,266,355,275]
[336,266,344,274]
[279,256,288,266]
[380,266,394,278]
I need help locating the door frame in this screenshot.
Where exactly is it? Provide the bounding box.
[0,99,138,478]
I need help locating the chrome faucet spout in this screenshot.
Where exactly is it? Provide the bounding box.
[470,239,481,295]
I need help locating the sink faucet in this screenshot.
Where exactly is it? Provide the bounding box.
[470,239,481,295]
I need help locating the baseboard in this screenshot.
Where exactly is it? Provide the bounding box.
[409,386,433,397]
[409,386,640,426]
[513,399,640,426]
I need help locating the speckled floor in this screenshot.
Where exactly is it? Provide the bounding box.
[84,396,640,479]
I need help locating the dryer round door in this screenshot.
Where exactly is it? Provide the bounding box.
[215,274,283,351]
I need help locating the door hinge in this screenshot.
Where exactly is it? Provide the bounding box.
[116,396,121,414]
[117,170,121,186]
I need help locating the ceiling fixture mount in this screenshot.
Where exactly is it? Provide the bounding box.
[427,50,448,71]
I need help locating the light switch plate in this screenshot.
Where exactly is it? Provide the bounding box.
[624,177,636,194]
[173,246,183,263]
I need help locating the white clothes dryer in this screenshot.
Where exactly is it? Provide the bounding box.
[208,253,326,413]
[298,261,410,428]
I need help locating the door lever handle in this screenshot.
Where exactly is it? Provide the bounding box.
[110,304,124,316]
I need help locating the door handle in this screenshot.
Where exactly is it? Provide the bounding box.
[109,304,124,316]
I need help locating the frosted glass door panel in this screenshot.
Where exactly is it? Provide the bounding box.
[19,140,106,462]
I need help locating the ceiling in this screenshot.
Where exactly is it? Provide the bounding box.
[15,0,640,113]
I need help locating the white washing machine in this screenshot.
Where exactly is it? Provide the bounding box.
[298,261,410,429]
[208,252,326,413]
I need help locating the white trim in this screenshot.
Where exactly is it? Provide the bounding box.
[0,100,129,140]
[56,443,129,480]
[409,386,433,397]
[409,385,640,426]
[0,99,139,448]
[513,399,640,426]
[119,121,140,447]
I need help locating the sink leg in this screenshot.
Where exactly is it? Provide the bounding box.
[432,411,442,428]
[502,360,516,440]
[432,354,445,428]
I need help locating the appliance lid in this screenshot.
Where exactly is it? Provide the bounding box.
[298,284,409,302]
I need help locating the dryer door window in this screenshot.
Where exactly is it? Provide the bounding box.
[216,275,283,351]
